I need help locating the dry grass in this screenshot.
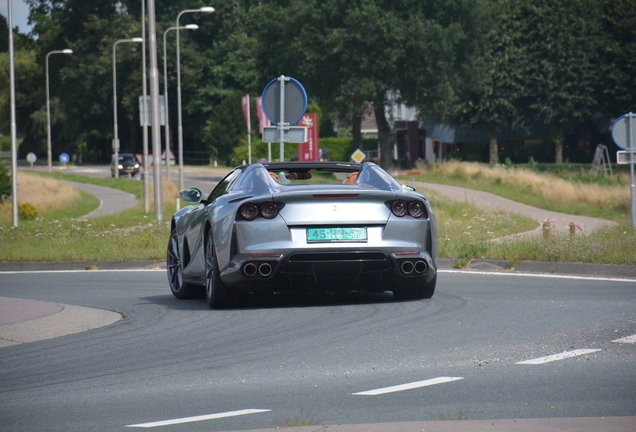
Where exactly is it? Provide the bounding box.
[430,161,630,212]
[0,172,81,223]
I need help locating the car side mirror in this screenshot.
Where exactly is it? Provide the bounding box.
[180,187,203,203]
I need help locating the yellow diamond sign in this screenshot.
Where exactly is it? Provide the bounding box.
[351,149,366,164]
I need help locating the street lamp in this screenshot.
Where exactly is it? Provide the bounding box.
[176,6,215,190]
[163,24,198,182]
[112,37,143,179]
[46,49,73,174]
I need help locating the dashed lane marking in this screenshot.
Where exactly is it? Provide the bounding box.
[125,409,271,428]
[516,349,601,365]
[613,334,636,344]
[352,377,463,396]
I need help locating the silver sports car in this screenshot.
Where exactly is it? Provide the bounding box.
[167,161,438,308]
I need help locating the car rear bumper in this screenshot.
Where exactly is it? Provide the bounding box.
[220,249,436,292]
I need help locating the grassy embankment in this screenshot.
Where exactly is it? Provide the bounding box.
[0,162,634,266]
[0,171,178,263]
[398,161,635,266]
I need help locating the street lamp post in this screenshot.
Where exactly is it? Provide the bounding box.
[163,24,198,183]
[112,37,143,179]
[8,0,18,227]
[46,49,73,174]
[176,6,214,190]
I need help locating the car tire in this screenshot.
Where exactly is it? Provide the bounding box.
[167,231,197,299]
[205,230,247,309]
[393,274,436,301]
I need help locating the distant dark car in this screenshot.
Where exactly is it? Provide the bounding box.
[167,161,438,308]
[111,153,140,177]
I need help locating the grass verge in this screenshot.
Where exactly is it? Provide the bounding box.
[0,164,634,265]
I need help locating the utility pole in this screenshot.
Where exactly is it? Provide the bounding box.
[147,0,163,221]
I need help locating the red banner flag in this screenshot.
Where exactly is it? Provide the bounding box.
[241,94,251,134]
[298,113,319,161]
[255,96,269,134]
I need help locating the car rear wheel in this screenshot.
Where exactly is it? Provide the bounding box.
[393,274,436,301]
[205,230,247,309]
[167,231,197,299]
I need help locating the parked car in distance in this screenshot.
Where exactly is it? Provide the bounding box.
[111,153,140,177]
[167,161,438,309]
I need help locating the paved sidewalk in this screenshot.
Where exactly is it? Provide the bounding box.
[66,181,137,218]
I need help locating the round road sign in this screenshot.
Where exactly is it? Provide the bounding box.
[26,152,37,164]
[611,113,636,150]
[261,76,307,125]
[59,152,70,164]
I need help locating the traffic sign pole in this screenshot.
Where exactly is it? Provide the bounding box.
[279,75,286,162]
[629,113,635,228]
[612,112,636,229]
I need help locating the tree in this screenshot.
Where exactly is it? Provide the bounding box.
[599,0,636,117]
[441,0,528,165]
[522,0,603,163]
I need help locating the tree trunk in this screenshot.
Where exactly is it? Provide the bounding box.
[374,100,392,169]
[352,113,362,150]
[555,142,563,164]
[489,132,498,165]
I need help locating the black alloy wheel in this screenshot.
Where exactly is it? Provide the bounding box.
[205,230,247,309]
[167,231,195,299]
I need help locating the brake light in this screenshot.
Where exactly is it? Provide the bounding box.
[240,203,258,220]
[391,200,407,217]
[239,202,279,220]
[408,201,424,218]
[260,202,278,219]
[313,194,359,198]
[391,200,426,218]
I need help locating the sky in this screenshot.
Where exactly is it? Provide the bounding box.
[0,0,33,33]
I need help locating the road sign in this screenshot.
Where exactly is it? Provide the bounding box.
[617,150,636,165]
[611,113,636,150]
[261,76,307,125]
[59,153,70,164]
[26,152,37,167]
[262,126,307,143]
[351,149,366,164]
[139,96,165,126]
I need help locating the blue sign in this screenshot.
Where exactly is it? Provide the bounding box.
[59,153,70,164]
[261,76,307,125]
[611,112,636,150]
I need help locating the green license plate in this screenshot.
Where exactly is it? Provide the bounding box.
[307,227,367,243]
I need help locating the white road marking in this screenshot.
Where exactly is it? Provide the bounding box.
[352,377,463,396]
[516,349,601,365]
[612,334,636,344]
[125,409,271,428]
[439,269,636,284]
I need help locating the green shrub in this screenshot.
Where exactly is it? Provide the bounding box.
[0,163,11,200]
[18,202,38,219]
[319,137,355,162]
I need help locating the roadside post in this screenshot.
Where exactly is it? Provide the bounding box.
[261,76,308,162]
[611,113,636,229]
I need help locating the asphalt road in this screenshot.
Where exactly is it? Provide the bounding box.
[0,270,635,431]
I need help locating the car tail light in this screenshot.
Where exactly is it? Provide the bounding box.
[408,201,424,218]
[240,203,258,220]
[391,200,407,217]
[259,202,278,219]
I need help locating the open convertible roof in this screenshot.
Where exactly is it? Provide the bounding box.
[260,161,362,173]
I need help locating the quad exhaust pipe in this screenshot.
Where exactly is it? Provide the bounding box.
[242,262,274,278]
[243,263,257,277]
[259,263,272,277]
[399,259,428,276]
